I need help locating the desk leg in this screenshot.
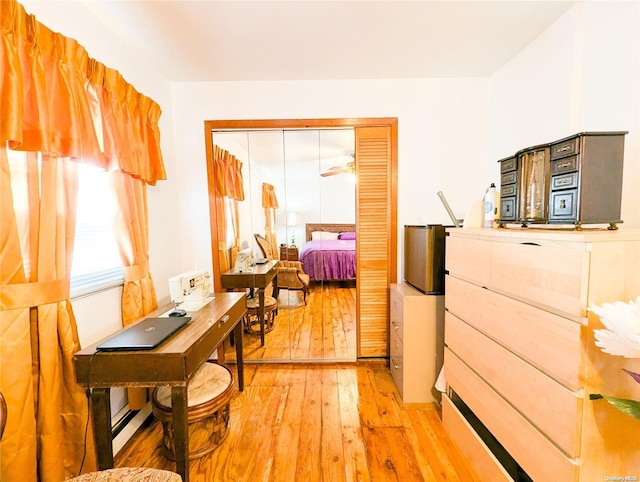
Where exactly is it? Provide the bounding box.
[171,386,190,482]
[258,288,265,346]
[233,321,244,391]
[90,388,114,470]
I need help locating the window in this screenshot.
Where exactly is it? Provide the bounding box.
[70,163,123,297]
[6,149,123,298]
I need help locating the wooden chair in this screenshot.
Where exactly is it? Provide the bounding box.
[254,233,276,260]
[254,234,310,305]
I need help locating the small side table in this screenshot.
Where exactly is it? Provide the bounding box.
[279,245,299,261]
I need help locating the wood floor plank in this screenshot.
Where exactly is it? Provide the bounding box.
[337,367,372,482]
[362,425,427,482]
[407,409,482,482]
[320,367,346,482]
[114,361,480,482]
[269,366,307,482]
[295,368,323,481]
[359,363,410,429]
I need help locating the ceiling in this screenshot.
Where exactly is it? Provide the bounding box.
[81,0,579,83]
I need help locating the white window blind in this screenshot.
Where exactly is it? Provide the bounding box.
[70,163,123,298]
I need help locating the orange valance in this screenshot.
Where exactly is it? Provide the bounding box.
[0,0,166,185]
[213,144,244,200]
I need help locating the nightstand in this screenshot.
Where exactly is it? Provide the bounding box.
[279,245,299,261]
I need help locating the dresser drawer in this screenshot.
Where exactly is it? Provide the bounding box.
[389,354,404,398]
[500,156,517,173]
[446,313,582,456]
[550,137,579,159]
[446,235,589,317]
[445,349,580,482]
[390,319,403,359]
[551,155,579,175]
[445,236,492,286]
[442,395,514,482]
[489,239,589,317]
[551,172,579,191]
[549,189,578,221]
[445,276,582,390]
[390,289,404,342]
[500,170,518,185]
[500,184,516,197]
[499,196,517,221]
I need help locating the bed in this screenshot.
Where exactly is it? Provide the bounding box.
[300,223,356,281]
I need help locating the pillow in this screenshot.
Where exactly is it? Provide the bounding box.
[338,231,356,240]
[311,231,339,241]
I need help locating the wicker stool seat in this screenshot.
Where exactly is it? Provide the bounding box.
[244,295,277,335]
[151,361,234,461]
[64,467,182,481]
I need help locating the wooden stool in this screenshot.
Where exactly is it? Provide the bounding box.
[151,361,234,461]
[244,295,277,335]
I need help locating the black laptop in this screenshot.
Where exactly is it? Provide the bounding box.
[96,316,191,352]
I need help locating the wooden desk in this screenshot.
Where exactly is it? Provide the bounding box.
[73,292,246,482]
[220,260,278,346]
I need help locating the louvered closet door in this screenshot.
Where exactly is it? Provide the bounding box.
[356,125,394,357]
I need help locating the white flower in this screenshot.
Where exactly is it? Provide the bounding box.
[590,296,640,359]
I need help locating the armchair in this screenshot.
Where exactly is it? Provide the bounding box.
[254,234,310,305]
[277,261,310,304]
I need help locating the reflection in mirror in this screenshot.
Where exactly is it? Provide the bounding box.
[211,128,355,362]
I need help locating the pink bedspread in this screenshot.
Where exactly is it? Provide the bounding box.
[299,239,356,281]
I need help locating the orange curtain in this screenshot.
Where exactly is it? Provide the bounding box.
[227,155,244,264]
[261,183,279,259]
[0,150,96,481]
[110,171,158,409]
[1,1,166,480]
[213,145,231,275]
[212,145,245,271]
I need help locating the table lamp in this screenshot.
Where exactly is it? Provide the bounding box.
[286,212,298,246]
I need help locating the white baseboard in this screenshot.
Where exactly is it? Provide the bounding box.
[112,404,152,455]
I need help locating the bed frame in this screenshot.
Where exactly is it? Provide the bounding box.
[305,223,356,242]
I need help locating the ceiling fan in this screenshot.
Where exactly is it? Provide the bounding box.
[320,154,355,177]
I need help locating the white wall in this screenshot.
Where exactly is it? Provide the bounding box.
[171,78,491,278]
[489,1,640,228]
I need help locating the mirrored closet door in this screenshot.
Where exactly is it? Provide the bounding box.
[209,128,357,362]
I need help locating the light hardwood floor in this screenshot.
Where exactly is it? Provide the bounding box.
[224,280,357,362]
[114,362,480,481]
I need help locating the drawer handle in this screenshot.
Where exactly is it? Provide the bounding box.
[520,242,541,246]
[558,161,573,169]
[556,145,572,153]
[556,177,572,185]
[219,314,230,324]
[390,357,400,370]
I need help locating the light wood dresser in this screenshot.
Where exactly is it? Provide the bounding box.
[442,227,640,481]
[390,282,444,404]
